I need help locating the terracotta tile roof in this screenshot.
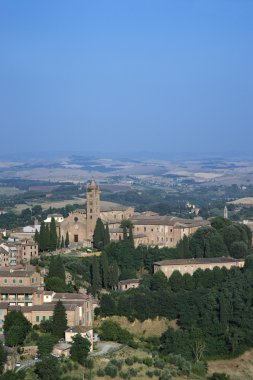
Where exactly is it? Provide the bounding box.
[0,286,40,293]
[154,257,245,266]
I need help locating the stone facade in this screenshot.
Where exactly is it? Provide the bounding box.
[154,257,245,278]
[58,179,208,248]
[118,279,140,291]
[0,265,94,336]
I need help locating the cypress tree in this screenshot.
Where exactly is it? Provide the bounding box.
[129,226,134,246]
[91,257,101,294]
[65,231,70,248]
[49,217,58,251]
[93,218,105,249]
[108,261,119,289]
[48,256,65,281]
[39,221,46,251]
[45,224,50,251]
[61,236,65,249]
[52,300,68,339]
[35,229,40,247]
[123,225,127,241]
[101,252,109,289]
[104,223,110,246]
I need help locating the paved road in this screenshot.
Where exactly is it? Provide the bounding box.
[91,342,123,356]
[16,359,39,372]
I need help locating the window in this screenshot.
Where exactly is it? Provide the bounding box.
[90,208,92,213]
[74,217,78,223]
[4,279,7,284]
[42,316,46,321]
[144,227,146,232]
[49,316,52,320]
[74,234,78,242]
[13,279,16,284]
[36,316,40,322]
[19,279,23,284]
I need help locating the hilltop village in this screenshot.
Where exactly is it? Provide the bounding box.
[0,179,252,378]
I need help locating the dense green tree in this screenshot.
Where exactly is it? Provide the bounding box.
[39,221,46,251]
[177,235,191,258]
[108,260,120,289]
[65,231,70,248]
[70,333,91,364]
[104,223,111,246]
[91,257,102,294]
[44,223,50,250]
[211,217,232,231]
[120,219,134,243]
[93,218,105,249]
[48,255,65,281]
[99,320,133,344]
[52,300,68,339]
[169,270,184,292]
[230,241,249,258]
[3,310,31,347]
[244,255,253,271]
[61,235,65,248]
[37,334,56,356]
[189,226,228,258]
[150,271,168,291]
[49,217,58,251]
[45,276,69,292]
[0,370,26,380]
[34,229,40,246]
[101,252,109,288]
[35,355,61,380]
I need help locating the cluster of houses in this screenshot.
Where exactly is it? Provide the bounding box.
[0,264,95,355]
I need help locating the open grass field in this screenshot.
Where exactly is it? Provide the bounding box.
[95,316,177,338]
[208,348,253,380]
[13,197,85,212]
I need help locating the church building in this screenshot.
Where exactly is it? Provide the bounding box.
[60,179,209,248]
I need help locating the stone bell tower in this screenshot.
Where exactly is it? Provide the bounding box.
[86,179,100,241]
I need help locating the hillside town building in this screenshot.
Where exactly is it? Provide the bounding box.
[0,240,38,267]
[154,257,245,278]
[0,265,94,340]
[60,179,209,248]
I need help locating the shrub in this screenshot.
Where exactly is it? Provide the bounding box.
[125,357,134,366]
[146,370,154,378]
[159,370,172,380]
[192,361,208,376]
[154,369,161,377]
[143,357,153,367]
[109,359,123,370]
[119,371,130,379]
[105,364,118,378]
[154,359,165,369]
[97,368,105,377]
[128,368,138,377]
[208,373,231,380]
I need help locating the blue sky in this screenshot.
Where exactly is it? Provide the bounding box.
[0,1,252,157]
